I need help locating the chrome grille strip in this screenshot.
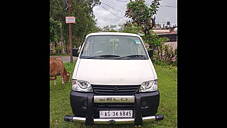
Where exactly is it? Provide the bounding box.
[94,95,135,103]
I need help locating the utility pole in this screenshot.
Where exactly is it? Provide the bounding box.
[68,0,73,63]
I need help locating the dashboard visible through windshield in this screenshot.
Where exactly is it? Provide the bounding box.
[80,35,149,60]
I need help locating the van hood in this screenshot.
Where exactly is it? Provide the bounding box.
[72,59,157,85]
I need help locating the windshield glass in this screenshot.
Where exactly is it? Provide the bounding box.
[80,35,148,60]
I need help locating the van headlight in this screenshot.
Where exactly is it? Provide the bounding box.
[72,79,93,92]
[139,80,158,92]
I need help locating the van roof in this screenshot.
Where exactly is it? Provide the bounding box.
[86,32,140,37]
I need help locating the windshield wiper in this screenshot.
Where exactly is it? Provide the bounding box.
[119,55,147,59]
[82,55,120,59]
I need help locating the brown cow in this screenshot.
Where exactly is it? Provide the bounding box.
[50,57,70,86]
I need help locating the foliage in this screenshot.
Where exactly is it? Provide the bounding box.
[142,32,169,61]
[143,32,168,48]
[55,45,64,54]
[161,45,177,65]
[102,25,118,32]
[50,0,66,21]
[50,0,101,54]
[142,31,177,66]
[119,22,176,65]
[72,0,101,47]
[151,43,177,66]
[125,0,160,36]
[50,17,61,43]
[120,22,142,34]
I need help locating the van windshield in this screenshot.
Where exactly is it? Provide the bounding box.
[80,35,148,60]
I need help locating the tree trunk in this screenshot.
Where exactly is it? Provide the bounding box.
[60,23,65,54]
[160,45,163,60]
[149,45,155,61]
[158,47,160,60]
[143,28,150,37]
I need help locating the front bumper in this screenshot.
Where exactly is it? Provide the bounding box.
[64,115,164,124]
[66,91,163,125]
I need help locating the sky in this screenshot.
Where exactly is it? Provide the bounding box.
[93,0,177,29]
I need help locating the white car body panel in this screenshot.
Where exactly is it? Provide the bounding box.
[72,32,157,85]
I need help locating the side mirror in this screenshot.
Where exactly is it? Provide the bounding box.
[72,48,79,57]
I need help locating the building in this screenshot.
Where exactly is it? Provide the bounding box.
[153,28,177,51]
[153,28,177,42]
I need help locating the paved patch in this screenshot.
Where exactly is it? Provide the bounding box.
[51,56,77,63]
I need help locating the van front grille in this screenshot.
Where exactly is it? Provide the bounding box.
[92,85,140,95]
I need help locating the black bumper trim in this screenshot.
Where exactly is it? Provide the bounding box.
[134,93,142,125]
[85,93,94,125]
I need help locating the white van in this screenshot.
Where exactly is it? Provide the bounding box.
[64,32,164,126]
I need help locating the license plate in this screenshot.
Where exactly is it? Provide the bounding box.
[99,110,133,118]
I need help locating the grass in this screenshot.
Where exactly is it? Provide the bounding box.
[50,62,177,128]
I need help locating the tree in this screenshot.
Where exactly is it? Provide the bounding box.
[143,32,169,61]
[125,0,160,36]
[71,0,101,47]
[120,22,142,34]
[49,0,101,55]
[102,25,118,32]
[124,0,165,60]
[50,17,61,43]
[50,0,68,54]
